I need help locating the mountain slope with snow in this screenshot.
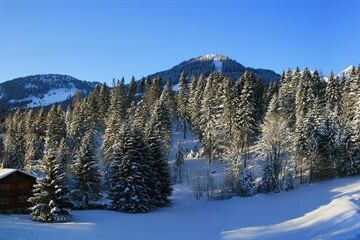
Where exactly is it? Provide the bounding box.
[0,74,99,111]
[146,54,280,86]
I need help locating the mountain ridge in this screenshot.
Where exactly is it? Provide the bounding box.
[145,54,281,85]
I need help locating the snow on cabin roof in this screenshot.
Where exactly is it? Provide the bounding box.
[0,168,36,180]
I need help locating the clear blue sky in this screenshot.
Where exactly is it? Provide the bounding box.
[0,0,359,84]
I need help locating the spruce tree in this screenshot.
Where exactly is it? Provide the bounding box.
[235,71,257,159]
[29,146,72,223]
[325,72,341,119]
[24,134,44,175]
[109,128,153,212]
[102,81,128,161]
[3,110,25,169]
[72,131,102,208]
[177,71,190,139]
[145,128,172,206]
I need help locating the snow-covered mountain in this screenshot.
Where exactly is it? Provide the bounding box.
[146,54,280,86]
[0,74,99,111]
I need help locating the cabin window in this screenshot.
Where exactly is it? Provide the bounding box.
[0,197,11,205]
[0,184,11,190]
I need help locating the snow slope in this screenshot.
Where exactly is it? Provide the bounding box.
[2,175,360,239]
[9,87,78,108]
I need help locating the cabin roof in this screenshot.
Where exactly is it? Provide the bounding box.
[0,168,36,180]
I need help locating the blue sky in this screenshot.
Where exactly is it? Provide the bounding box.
[0,0,359,84]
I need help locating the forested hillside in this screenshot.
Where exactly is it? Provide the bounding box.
[0,66,359,223]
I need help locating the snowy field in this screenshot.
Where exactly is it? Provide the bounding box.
[2,176,360,240]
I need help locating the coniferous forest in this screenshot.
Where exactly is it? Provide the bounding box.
[0,66,360,223]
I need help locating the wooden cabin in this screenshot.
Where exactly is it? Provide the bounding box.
[0,169,37,211]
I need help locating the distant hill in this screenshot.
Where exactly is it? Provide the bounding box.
[0,74,99,111]
[146,54,281,85]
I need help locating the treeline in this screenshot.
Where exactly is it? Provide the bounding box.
[176,67,360,196]
[0,77,173,222]
[0,66,359,222]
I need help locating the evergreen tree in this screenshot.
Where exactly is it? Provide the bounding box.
[177,71,190,139]
[235,71,257,159]
[191,74,206,133]
[222,77,236,145]
[145,129,172,206]
[29,146,72,223]
[145,92,172,152]
[72,131,102,208]
[3,110,25,169]
[109,128,153,213]
[102,81,128,160]
[325,72,341,119]
[128,76,138,103]
[24,134,44,175]
[56,139,72,186]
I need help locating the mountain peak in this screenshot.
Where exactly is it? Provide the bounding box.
[196,54,229,62]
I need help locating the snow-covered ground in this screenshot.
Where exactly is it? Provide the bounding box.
[2,177,360,240]
[3,130,360,240]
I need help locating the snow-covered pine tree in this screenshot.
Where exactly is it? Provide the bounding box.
[277,70,297,128]
[145,127,172,207]
[29,102,73,222]
[325,72,341,119]
[161,80,176,120]
[35,107,48,140]
[46,105,66,148]
[24,133,44,175]
[99,83,111,114]
[145,91,172,152]
[102,80,128,161]
[294,68,314,183]
[109,127,153,213]
[145,76,162,110]
[177,71,190,139]
[72,130,102,208]
[199,73,217,160]
[3,110,25,169]
[29,146,72,223]
[222,77,236,146]
[191,74,206,134]
[56,138,72,186]
[235,71,257,160]
[189,75,199,128]
[341,66,359,124]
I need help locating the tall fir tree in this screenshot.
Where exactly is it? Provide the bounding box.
[177,71,190,139]
[29,146,72,223]
[72,130,102,208]
[109,128,153,213]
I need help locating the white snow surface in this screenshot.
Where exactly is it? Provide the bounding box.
[3,130,360,240]
[2,177,360,239]
[9,87,79,107]
[197,53,229,62]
